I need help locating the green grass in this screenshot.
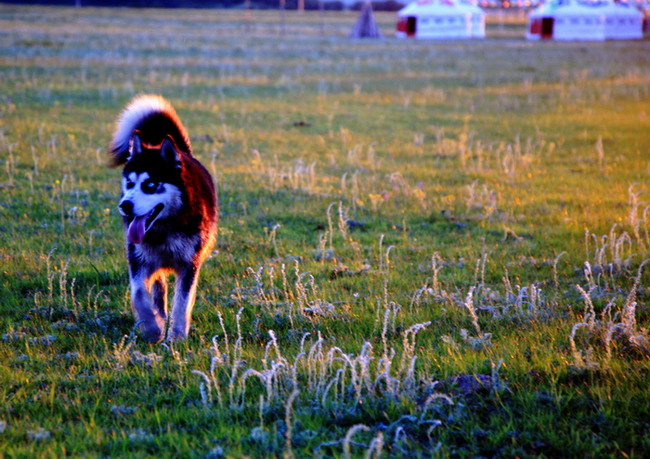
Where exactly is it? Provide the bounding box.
[1,5,650,457]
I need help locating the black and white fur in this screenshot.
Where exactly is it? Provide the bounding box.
[110,95,217,343]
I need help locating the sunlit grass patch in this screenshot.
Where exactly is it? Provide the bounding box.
[1,5,650,457]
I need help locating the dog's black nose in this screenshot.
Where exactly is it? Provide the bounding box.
[119,200,133,216]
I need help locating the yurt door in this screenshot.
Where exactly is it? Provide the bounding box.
[407,16,417,37]
[541,17,554,39]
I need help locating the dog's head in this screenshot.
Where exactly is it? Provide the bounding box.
[118,133,183,245]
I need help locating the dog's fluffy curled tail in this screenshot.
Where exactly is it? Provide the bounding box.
[110,95,192,167]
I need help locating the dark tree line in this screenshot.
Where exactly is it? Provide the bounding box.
[1,0,405,11]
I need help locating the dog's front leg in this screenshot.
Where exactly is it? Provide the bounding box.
[151,276,168,321]
[128,252,166,343]
[169,265,200,341]
[130,276,166,343]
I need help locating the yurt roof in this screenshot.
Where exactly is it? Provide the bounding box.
[462,2,485,14]
[599,1,642,18]
[554,2,608,17]
[529,1,561,18]
[528,0,641,18]
[398,0,482,17]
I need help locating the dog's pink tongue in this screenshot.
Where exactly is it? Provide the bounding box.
[127,216,147,245]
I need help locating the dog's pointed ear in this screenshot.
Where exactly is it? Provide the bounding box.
[161,137,181,170]
[127,133,143,162]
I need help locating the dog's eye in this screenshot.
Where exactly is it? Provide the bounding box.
[141,179,158,194]
[126,180,134,190]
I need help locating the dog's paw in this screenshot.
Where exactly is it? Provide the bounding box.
[167,328,188,342]
[140,322,165,344]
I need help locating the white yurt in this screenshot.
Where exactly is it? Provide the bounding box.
[601,1,643,39]
[526,0,643,41]
[396,0,486,39]
[552,1,607,41]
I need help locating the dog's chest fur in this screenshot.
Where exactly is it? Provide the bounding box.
[130,230,201,272]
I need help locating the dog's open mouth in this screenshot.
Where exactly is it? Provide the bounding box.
[127,204,164,245]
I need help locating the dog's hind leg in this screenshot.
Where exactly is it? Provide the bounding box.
[169,265,200,341]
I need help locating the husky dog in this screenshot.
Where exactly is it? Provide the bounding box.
[110,95,217,343]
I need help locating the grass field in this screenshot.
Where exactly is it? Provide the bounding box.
[1,5,650,457]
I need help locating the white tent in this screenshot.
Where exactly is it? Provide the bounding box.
[396,0,486,40]
[601,1,643,40]
[553,2,606,41]
[526,0,642,41]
